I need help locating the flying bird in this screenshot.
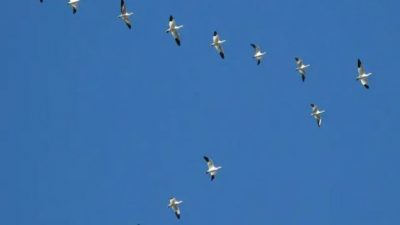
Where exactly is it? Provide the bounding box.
[67,0,80,14]
[211,31,226,59]
[118,0,133,29]
[310,104,325,128]
[168,197,183,219]
[166,15,183,46]
[203,156,222,181]
[295,57,310,82]
[250,43,266,65]
[356,59,372,89]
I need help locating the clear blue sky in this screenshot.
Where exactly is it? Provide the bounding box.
[1,1,399,225]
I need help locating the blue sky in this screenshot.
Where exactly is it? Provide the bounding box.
[1,0,400,225]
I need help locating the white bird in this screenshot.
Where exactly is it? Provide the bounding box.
[203,156,222,181]
[310,104,325,128]
[211,31,226,59]
[250,43,266,65]
[118,0,133,29]
[67,0,80,14]
[166,15,183,46]
[295,57,310,82]
[357,59,372,89]
[168,197,183,219]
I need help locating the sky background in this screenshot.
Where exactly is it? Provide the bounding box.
[1,0,400,225]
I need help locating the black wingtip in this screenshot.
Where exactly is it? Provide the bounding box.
[211,175,215,181]
[203,156,209,162]
[127,23,131,29]
[214,31,217,36]
[302,75,305,82]
[175,213,180,219]
[295,57,299,61]
[358,59,362,67]
[364,84,369,89]
[257,60,261,65]
[175,38,181,46]
[72,8,77,14]
[220,52,224,59]
[169,15,173,21]
[250,43,256,48]
[310,103,315,107]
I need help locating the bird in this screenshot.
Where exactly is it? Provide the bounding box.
[168,197,183,219]
[203,156,222,181]
[67,0,80,14]
[310,104,325,128]
[356,59,372,89]
[211,31,226,59]
[295,57,310,82]
[166,15,183,46]
[118,0,133,29]
[250,44,266,65]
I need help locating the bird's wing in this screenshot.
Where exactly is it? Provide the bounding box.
[295,57,303,67]
[312,105,318,113]
[218,45,224,54]
[213,34,220,44]
[172,30,180,40]
[203,156,214,168]
[357,59,365,75]
[250,43,260,53]
[174,206,180,218]
[169,17,176,29]
[124,17,132,29]
[121,0,127,13]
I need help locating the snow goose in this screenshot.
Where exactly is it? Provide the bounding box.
[166,15,183,46]
[203,156,222,181]
[168,197,183,219]
[211,31,226,59]
[357,59,372,89]
[118,0,133,29]
[250,44,266,65]
[295,57,310,82]
[310,104,325,128]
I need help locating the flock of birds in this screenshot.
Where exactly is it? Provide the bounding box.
[38,0,375,220]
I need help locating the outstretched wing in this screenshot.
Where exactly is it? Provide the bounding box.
[357,59,365,75]
[121,0,127,13]
[250,43,260,53]
[169,15,176,28]
[310,104,318,113]
[172,30,180,46]
[295,57,303,67]
[203,156,214,169]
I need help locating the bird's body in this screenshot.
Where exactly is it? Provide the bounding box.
[250,44,266,65]
[203,156,222,181]
[166,16,183,46]
[168,197,183,219]
[357,59,372,89]
[295,57,310,82]
[310,104,325,128]
[67,0,80,14]
[211,31,226,59]
[118,0,133,29]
